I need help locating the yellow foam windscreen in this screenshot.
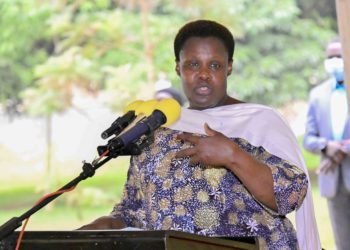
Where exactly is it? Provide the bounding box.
[155,98,181,127]
[123,100,144,113]
[135,99,158,116]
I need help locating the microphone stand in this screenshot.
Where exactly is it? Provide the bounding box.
[0,156,112,240]
[0,112,157,241]
[0,133,153,241]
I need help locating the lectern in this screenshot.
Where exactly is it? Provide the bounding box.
[0,230,259,250]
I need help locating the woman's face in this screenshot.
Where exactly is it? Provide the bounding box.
[176,36,233,110]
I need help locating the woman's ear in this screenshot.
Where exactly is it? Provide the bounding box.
[227,60,233,76]
[175,62,180,76]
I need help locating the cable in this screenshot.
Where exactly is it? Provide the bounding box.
[15,185,77,250]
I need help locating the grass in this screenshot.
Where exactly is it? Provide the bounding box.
[309,175,336,250]
[0,142,335,249]
[0,172,336,249]
[296,136,336,249]
[0,157,130,229]
[297,136,321,171]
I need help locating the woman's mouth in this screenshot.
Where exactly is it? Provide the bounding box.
[195,85,212,96]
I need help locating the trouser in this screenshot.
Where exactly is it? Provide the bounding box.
[327,167,350,250]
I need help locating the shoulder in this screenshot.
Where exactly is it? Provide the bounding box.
[210,102,286,123]
[309,79,333,99]
[234,103,284,120]
[240,103,294,135]
[221,103,291,132]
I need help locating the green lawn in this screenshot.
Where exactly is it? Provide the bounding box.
[0,142,335,249]
[309,175,336,250]
[0,172,336,249]
[296,137,336,249]
[0,157,130,230]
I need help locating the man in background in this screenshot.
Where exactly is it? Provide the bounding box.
[303,38,350,250]
[154,71,184,106]
[155,87,184,106]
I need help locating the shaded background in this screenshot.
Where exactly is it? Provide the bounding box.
[0,0,339,248]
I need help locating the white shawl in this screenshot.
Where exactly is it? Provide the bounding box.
[170,103,321,250]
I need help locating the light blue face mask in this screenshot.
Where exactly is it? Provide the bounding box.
[324,57,344,83]
[334,70,344,83]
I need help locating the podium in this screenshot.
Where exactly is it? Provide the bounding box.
[0,230,259,250]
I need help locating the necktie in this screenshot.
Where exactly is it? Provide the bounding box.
[330,83,347,140]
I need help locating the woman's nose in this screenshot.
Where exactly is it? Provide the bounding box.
[198,68,210,80]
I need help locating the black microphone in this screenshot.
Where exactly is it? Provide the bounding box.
[108,110,165,151]
[101,110,136,139]
[101,100,144,139]
[107,98,181,152]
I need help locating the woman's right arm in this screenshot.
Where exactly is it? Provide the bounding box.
[77,215,126,230]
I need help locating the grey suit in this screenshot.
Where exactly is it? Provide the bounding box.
[303,78,350,250]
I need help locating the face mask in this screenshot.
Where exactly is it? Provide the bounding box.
[324,57,344,83]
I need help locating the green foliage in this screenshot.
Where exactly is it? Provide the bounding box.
[0,185,36,209]
[302,147,320,170]
[227,0,335,106]
[0,0,52,103]
[0,0,338,110]
[297,0,337,30]
[297,136,320,170]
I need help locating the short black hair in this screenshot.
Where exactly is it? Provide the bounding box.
[174,19,235,62]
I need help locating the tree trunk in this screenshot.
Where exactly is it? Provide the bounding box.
[139,0,155,86]
[45,114,53,193]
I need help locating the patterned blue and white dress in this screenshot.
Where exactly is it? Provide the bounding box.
[111,128,308,249]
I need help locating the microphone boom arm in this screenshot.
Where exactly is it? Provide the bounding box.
[0,99,179,240]
[0,156,112,240]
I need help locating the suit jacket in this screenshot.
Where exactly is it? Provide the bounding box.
[303,78,350,198]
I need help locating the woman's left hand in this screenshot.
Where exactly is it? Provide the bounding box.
[175,123,237,167]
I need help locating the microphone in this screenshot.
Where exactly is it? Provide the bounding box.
[116,99,159,136]
[108,98,181,152]
[97,99,160,156]
[101,100,144,139]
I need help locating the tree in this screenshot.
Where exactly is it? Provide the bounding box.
[0,0,52,105]
[169,0,336,106]
[0,0,339,217]
[2,0,335,109]
[4,0,338,176]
